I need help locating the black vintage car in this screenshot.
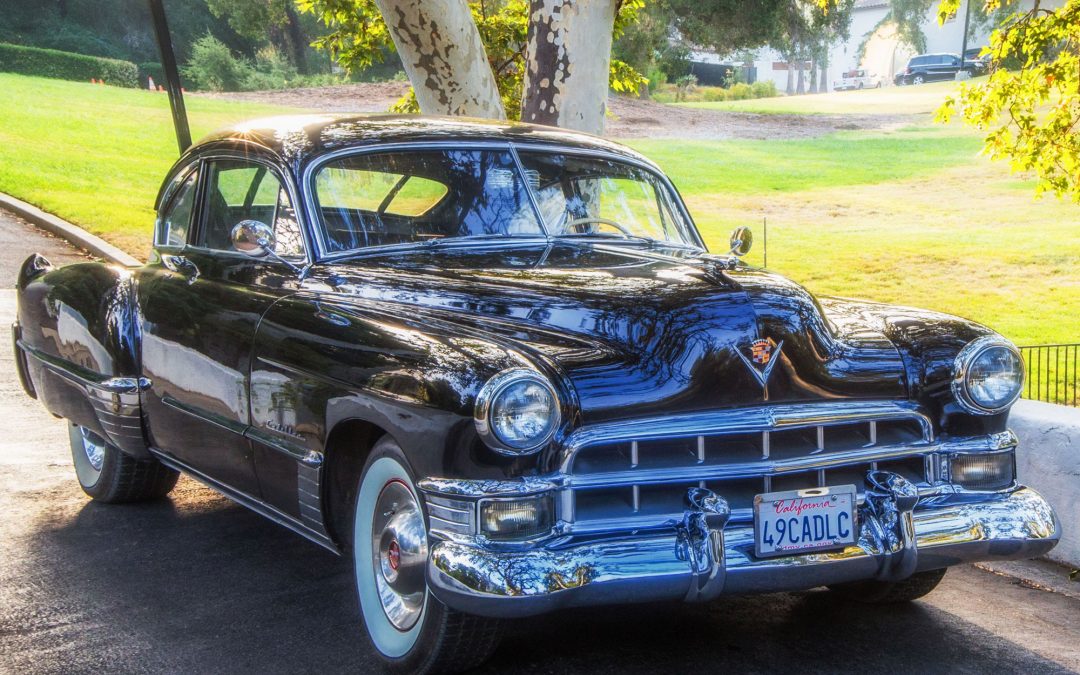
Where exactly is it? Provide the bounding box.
[13,115,1059,673]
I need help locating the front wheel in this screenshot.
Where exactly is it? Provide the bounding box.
[353,436,502,674]
[69,424,179,503]
[912,74,926,85]
[828,567,947,603]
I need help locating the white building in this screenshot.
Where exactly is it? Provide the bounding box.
[744,0,1046,93]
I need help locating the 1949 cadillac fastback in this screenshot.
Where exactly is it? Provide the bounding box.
[13,115,1060,673]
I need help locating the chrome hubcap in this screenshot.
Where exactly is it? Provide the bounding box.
[371,480,427,631]
[80,427,106,471]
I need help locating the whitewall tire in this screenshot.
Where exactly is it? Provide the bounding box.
[352,436,502,674]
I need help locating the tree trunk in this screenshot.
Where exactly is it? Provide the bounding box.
[819,61,827,93]
[283,2,309,74]
[796,60,805,94]
[809,60,818,93]
[521,0,618,135]
[373,0,506,118]
[785,60,794,95]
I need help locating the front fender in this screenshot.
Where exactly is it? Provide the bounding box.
[819,296,1005,433]
[249,292,564,481]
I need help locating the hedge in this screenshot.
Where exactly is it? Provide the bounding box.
[0,43,138,87]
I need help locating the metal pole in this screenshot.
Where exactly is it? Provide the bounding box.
[147,0,191,153]
[959,0,973,70]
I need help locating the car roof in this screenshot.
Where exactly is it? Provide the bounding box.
[186,113,653,169]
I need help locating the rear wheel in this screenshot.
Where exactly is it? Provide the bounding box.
[353,436,502,674]
[829,568,948,603]
[69,424,179,503]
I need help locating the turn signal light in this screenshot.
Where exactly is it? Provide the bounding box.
[950,450,1015,490]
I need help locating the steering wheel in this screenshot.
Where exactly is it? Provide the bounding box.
[564,217,634,238]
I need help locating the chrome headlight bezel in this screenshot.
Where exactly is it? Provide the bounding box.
[951,336,1024,415]
[474,368,561,456]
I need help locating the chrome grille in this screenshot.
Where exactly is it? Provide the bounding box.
[563,408,933,534]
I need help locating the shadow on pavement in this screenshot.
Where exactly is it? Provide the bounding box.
[4,478,1072,675]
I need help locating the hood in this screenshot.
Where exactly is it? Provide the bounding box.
[313,242,908,424]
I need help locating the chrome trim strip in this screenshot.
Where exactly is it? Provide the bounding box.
[297,462,329,536]
[17,340,151,393]
[161,395,247,436]
[418,476,559,498]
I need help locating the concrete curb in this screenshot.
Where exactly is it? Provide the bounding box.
[1012,399,1080,568]
[0,192,141,266]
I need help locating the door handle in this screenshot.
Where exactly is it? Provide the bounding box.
[161,254,200,284]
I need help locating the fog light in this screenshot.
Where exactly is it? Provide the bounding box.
[479,495,553,540]
[950,450,1015,490]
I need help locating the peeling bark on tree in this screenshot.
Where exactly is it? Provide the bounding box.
[373,0,506,118]
[521,0,617,136]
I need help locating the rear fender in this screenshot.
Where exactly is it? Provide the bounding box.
[15,256,151,458]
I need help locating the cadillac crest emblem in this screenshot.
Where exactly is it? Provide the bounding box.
[736,336,784,390]
[751,338,775,365]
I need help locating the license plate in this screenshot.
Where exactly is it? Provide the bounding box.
[753,485,857,558]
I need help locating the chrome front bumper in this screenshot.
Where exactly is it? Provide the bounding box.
[425,484,1059,618]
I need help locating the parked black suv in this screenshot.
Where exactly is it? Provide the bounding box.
[901,52,985,85]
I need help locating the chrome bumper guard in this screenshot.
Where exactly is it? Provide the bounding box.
[422,474,1060,618]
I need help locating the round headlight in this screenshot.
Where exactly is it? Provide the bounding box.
[952,337,1024,414]
[475,369,560,455]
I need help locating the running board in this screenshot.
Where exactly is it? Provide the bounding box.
[149,449,340,555]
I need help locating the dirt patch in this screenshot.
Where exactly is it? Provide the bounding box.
[198,82,918,141]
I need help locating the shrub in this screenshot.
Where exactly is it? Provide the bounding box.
[751,80,778,98]
[0,42,137,87]
[729,82,753,100]
[646,66,666,93]
[181,35,248,92]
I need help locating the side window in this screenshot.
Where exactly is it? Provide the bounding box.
[156,170,198,248]
[316,169,448,217]
[199,160,306,260]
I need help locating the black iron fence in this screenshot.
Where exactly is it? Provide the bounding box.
[1019,344,1079,407]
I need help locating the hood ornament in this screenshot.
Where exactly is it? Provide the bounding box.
[735,337,784,392]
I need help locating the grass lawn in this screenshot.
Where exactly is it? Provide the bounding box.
[0,73,1077,348]
[0,73,295,254]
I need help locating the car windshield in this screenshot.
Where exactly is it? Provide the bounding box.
[311,147,699,254]
[313,149,544,253]
[515,151,698,247]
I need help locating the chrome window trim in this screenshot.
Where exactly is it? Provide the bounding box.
[184,150,316,268]
[300,140,707,262]
[153,161,201,251]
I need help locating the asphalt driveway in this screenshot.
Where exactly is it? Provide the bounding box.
[1,210,1077,674]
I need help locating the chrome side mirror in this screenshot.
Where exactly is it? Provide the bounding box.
[728,226,753,257]
[231,220,275,258]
